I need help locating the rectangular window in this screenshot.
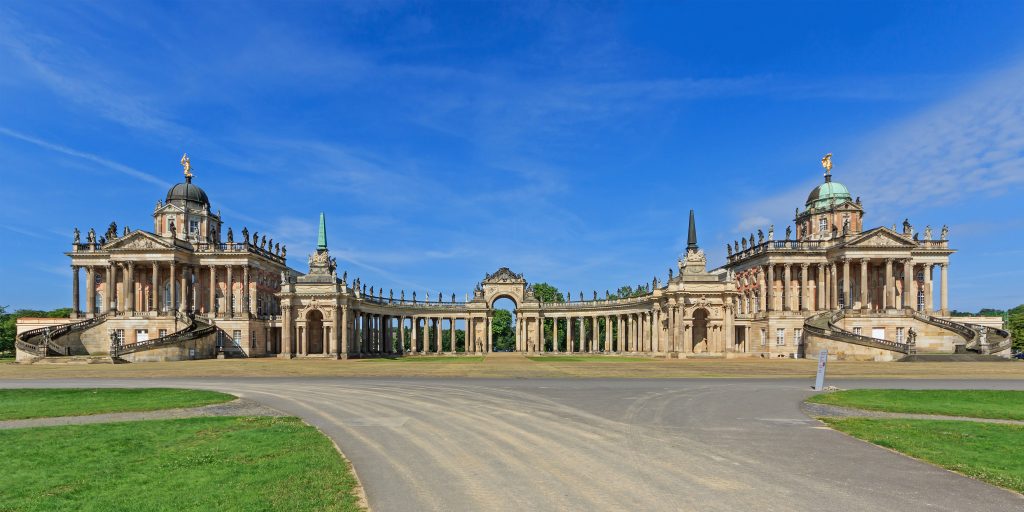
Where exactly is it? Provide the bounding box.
[110,329,124,344]
[776,328,785,346]
[853,327,862,336]
[135,329,149,342]
[189,218,200,234]
[794,328,802,345]
[251,331,257,348]
[233,330,242,345]
[760,329,766,346]
[896,327,905,343]
[158,329,168,338]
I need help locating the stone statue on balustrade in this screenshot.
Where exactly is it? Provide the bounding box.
[726,244,732,256]
[924,225,932,240]
[281,245,286,257]
[241,227,249,244]
[941,225,948,240]
[902,218,912,236]
[87,228,96,244]
[73,228,80,244]
[785,225,792,240]
[227,227,233,243]
[733,241,739,253]
[757,229,764,244]
[842,218,850,234]
[748,234,755,247]
[741,238,747,250]
[768,224,775,241]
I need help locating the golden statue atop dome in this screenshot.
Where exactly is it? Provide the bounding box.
[821,152,832,177]
[180,153,193,180]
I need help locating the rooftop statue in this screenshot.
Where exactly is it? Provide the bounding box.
[73,228,80,244]
[821,152,832,177]
[181,153,193,179]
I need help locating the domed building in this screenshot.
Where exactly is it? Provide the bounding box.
[16,153,1008,363]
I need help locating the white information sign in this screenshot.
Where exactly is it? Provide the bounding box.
[814,350,828,391]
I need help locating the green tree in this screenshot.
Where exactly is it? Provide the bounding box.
[1007,304,1024,353]
[0,307,71,356]
[491,309,515,351]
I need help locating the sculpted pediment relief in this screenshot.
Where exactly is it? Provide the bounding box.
[482,267,526,284]
[105,231,171,251]
[845,228,915,248]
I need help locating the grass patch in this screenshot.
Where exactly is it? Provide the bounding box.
[527,355,651,362]
[0,416,362,511]
[808,389,1024,420]
[366,356,485,363]
[823,418,1024,493]
[0,388,234,420]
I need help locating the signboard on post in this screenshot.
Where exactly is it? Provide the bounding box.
[814,349,828,391]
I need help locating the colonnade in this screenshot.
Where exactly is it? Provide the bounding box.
[70,262,281,319]
[732,259,949,316]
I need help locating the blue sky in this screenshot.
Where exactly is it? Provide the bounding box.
[2,1,1023,312]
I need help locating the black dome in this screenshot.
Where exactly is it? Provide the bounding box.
[165,178,210,208]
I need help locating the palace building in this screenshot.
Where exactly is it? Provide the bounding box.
[16,155,1011,363]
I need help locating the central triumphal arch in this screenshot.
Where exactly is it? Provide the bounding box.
[276,212,741,358]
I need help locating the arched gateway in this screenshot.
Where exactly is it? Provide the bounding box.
[276,210,742,359]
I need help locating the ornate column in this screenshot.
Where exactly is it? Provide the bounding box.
[567,315,574,353]
[783,263,792,311]
[653,308,661,353]
[884,258,894,310]
[179,264,189,313]
[168,262,176,314]
[243,265,251,316]
[330,306,340,357]
[280,305,292,358]
[605,315,612,353]
[766,264,775,311]
[128,261,138,314]
[226,265,234,317]
[902,260,912,310]
[799,263,809,311]
[412,317,420,353]
[859,259,869,311]
[724,303,734,352]
[552,316,559,353]
[86,266,95,317]
[819,262,827,309]
[757,269,766,313]
[208,266,216,316]
[340,306,349,357]
[434,317,441,354]
[841,259,850,309]
[71,265,80,318]
[940,263,949,314]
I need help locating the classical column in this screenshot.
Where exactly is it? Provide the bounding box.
[128,261,138,314]
[551,317,559,353]
[85,266,95,317]
[179,264,189,313]
[783,263,792,311]
[207,266,216,316]
[860,258,868,309]
[900,259,911,310]
[653,308,661,353]
[724,304,734,352]
[819,262,827,309]
[766,264,775,311]
[567,316,574,353]
[433,317,440,354]
[841,259,850,309]
[799,263,809,311]
[280,306,292,357]
[411,317,419,353]
[940,263,949,314]
[487,315,494,353]
[226,265,234,317]
[243,266,251,316]
[168,262,176,314]
[340,306,349,357]
[70,265,80,318]
[884,258,894,310]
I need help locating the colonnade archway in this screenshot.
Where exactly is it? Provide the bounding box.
[490,296,517,352]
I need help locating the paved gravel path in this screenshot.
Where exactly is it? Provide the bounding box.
[1,377,1021,511]
[0,398,284,429]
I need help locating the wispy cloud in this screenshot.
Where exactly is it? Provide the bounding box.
[0,126,171,188]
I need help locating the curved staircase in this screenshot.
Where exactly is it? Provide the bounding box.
[111,311,217,360]
[803,308,1013,360]
[15,314,108,359]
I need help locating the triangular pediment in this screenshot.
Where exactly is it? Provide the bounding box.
[104,231,172,251]
[844,227,916,248]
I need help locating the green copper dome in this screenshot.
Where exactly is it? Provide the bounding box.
[805,179,851,209]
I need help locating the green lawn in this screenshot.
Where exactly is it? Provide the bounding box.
[0,388,234,420]
[527,355,651,362]
[808,389,1024,420]
[0,416,363,511]
[824,418,1024,494]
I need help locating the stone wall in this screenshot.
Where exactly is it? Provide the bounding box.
[803,331,898,362]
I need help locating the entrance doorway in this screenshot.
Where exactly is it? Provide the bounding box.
[491,297,516,351]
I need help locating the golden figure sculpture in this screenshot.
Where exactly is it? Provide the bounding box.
[821,152,832,177]
[181,153,193,179]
